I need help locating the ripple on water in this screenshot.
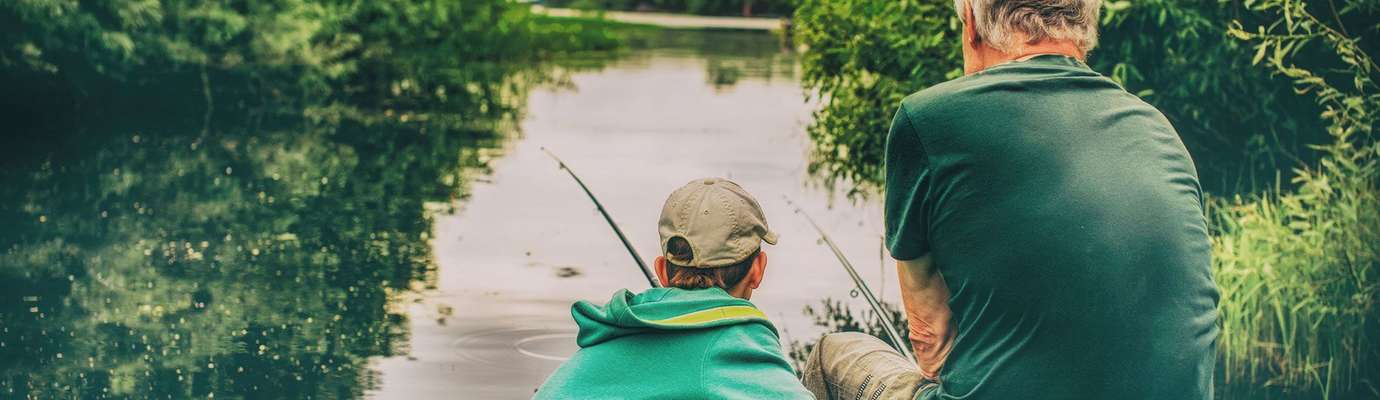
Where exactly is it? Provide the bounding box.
[451,326,579,369]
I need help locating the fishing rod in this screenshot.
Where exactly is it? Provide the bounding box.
[784,196,915,362]
[542,147,661,288]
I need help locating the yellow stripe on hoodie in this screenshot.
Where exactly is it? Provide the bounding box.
[648,305,766,326]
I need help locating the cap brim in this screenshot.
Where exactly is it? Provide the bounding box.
[762,231,778,245]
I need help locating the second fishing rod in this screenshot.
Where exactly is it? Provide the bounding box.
[543,149,911,361]
[784,196,916,363]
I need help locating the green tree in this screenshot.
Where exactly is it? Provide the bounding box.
[0,0,625,122]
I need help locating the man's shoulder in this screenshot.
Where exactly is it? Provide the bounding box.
[895,73,1002,133]
[897,66,1162,133]
[898,77,971,118]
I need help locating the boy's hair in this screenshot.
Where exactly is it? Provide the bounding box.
[664,236,758,290]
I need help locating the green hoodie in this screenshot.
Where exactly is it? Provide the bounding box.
[534,287,813,399]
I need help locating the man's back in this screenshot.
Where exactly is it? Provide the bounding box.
[534,288,811,399]
[884,55,1220,399]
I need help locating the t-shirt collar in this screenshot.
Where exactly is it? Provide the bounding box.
[988,53,1089,71]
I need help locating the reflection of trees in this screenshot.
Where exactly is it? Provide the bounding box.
[707,60,745,89]
[631,30,797,90]
[0,71,519,399]
[0,0,612,395]
[539,29,797,92]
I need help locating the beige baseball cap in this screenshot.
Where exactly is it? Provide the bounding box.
[658,177,778,268]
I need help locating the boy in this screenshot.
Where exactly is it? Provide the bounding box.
[534,178,811,399]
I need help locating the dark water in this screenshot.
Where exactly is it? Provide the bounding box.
[0,67,512,398]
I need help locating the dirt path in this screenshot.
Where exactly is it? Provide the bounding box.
[532,5,784,31]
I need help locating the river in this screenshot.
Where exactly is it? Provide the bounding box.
[1,29,897,399]
[367,29,899,399]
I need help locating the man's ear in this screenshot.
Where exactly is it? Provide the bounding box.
[748,251,768,289]
[654,256,671,287]
[964,2,981,47]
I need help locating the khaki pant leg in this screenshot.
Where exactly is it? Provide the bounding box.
[801,332,933,400]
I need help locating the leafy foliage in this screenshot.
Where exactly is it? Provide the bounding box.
[1096,0,1336,193]
[1,0,345,93]
[793,0,961,197]
[545,0,796,17]
[0,0,627,122]
[1212,0,1379,397]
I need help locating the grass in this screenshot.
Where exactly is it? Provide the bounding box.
[1209,135,1379,399]
[526,13,662,55]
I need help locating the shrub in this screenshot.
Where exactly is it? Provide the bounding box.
[1213,0,1379,397]
[792,0,960,197]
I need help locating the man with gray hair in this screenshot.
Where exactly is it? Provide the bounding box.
[801,0,1219,399]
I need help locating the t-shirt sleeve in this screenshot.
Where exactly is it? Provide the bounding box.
[884,103,932,260]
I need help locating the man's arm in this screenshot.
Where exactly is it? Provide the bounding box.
[896,254,954,380]
[884,100,951,378]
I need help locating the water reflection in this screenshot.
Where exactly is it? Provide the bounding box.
[0,77,513,398]
[580,29,799,88]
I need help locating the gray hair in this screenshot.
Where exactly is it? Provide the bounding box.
[954,0,1102,54]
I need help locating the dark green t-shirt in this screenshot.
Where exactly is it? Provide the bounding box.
[884,55,1219,399]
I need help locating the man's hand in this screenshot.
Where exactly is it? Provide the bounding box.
[896,255,955,380]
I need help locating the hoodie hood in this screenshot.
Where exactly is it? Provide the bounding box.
[571,287,777,348]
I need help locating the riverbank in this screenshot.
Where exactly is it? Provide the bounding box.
[531,5,784,31]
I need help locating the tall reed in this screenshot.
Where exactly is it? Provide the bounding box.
[1215,0,1379,397]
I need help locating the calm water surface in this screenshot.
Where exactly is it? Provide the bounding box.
[368,30,898,399]
[2,30,894,399]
